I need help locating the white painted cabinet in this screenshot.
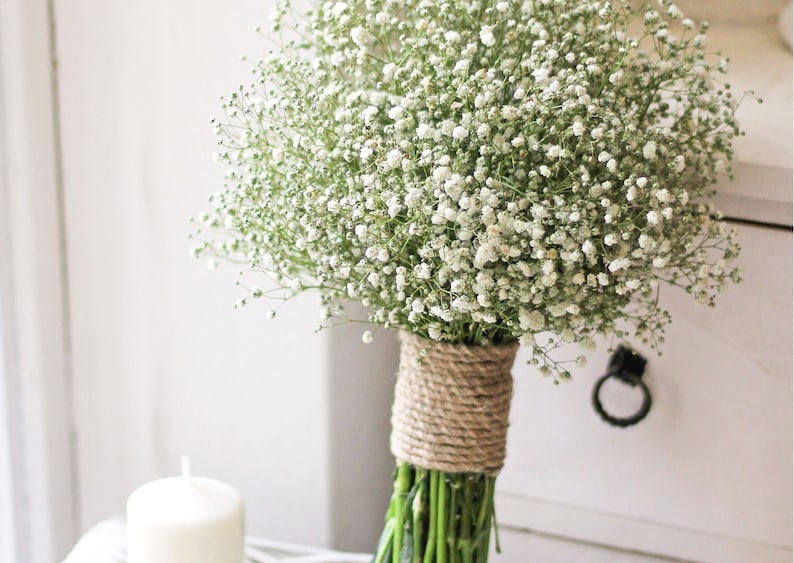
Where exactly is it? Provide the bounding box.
[497,223,792,562]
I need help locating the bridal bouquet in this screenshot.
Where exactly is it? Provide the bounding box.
[192,0,744,560]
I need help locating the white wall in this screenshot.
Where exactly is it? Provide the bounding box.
[0,0,79,561]
[51,0,395,554]
[0,304,17,563]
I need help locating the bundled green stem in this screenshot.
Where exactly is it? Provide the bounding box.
[373,462,498,563]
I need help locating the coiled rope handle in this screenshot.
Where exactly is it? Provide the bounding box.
[592,345,652,428]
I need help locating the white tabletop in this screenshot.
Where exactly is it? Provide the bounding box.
[62,518,372,563]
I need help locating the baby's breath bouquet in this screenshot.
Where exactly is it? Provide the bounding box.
[192,0,744,560]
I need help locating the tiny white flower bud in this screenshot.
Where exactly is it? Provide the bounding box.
[479,26,496,47]
[642,141,657,160]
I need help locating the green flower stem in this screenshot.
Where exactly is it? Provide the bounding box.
[476,478,494,558]
[422,471,438,563]
[413,468,427,563]
[393,462,412,563]
[461,479,473,563]
[436,472,447,563]
[372,519,394,563]
[373,464,496,563]
[446,480,457,563]
[490,480,501,556]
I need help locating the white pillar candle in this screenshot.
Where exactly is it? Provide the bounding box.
[127,457,245,563]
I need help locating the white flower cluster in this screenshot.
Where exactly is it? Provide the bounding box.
[193,0,743,381]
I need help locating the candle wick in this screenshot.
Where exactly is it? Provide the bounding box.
[181,456,191,479]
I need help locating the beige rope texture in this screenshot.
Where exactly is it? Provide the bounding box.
[390,332,519,476]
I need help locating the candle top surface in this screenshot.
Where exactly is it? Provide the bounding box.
[127,475,243,526]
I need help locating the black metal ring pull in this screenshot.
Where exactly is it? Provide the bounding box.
[592,345,652,428]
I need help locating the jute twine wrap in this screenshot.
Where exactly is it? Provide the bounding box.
[390,332,519,476]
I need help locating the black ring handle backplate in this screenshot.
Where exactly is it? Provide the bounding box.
[592,346,652,428]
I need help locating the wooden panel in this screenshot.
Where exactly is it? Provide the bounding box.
[497,223,792,561]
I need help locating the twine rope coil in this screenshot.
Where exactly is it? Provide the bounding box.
[390,332,519,476]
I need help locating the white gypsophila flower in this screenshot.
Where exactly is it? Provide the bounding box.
[655,189,672,203]
[388,106,404,120]
[350,26,374,48]
[362,105,378,123]
[331,2,348,17]
[643,141,657,160]
[384,149,402,169]
[416,123,433,139]
[519,309,545,331]
[608,257,630,272]
[479,25,496,47]
[532,67,549,81]
[638,234,653,249]
[198,0,746,383]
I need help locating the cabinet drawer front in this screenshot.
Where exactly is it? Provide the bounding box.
[498,223,792,562]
